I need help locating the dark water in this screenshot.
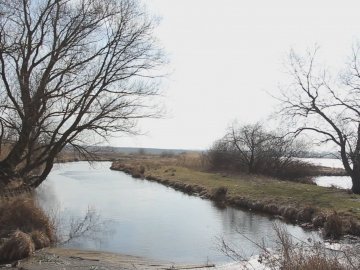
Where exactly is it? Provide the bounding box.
[36,161,318,264]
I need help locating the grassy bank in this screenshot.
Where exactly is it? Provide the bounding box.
[111,155,360,237]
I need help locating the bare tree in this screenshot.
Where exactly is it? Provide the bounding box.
[0,0,164,188]
[279,47,360,194]
[207,122,309,178]
[225,122,273,174]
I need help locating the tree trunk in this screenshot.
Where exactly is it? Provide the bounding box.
[350,158,360,194]
[351,169,360,194]
[29,154,56,188]
[352,177,360,194]
[248,152,255,174]
[0,162,18,186]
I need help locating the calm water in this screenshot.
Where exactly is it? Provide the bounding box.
[301,158,344,168]
[301,158,352,189]
[36,161,318,264]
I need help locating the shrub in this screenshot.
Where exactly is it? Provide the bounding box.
[270,160,317,181]
[206,140,237,171]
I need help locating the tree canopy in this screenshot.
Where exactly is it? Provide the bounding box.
[0,0,164,188]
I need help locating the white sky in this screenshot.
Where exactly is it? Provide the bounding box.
[112,0,360,150]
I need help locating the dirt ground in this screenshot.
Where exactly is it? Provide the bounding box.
[0,248,221,270]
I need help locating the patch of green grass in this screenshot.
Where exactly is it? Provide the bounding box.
[145,165,360,220]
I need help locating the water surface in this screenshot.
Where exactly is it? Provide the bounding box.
[37,161,318,264]
[301,158,352,189]
[301,158,344,168]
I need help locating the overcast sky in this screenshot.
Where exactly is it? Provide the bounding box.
[112,0,360,150]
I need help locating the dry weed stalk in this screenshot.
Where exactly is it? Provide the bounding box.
[219,222,360,270]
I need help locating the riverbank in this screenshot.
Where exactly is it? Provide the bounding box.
[110,156,360,237]
[2,248,222,270]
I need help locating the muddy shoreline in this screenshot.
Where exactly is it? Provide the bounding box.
[1,248,219,270]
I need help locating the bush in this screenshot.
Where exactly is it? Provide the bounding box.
[271,160,317,181]
[206,140,237,171]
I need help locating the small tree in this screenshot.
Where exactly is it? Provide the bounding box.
[0,0,164,188]
[224,122,273,173]
[279,47,360,194]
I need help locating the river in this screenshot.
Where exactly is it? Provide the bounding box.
[301,158,352,189]
[36,161,319,264]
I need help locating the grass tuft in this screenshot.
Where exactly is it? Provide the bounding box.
[30,230,51,250]
[0,230,35,262]
[211,186,228,201]
[0,197,55,262]
[0,197,55,242]
[323,212,343,239]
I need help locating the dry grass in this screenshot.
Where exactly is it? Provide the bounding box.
[0,230,35,262]
[0,197,55,242]
[175,152,207,170]
[324,212,343,239]
[0,197,55,262]
[30,230,51,250]
[220,223,359,270]
[271,224,347,270]
[282,256,345,270]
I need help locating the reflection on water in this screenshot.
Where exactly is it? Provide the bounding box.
[36,162,318,264]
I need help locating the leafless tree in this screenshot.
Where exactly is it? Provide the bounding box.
[224,122,274,174]
[0,0,164,188]
[208,122,309,178]
[279,47,360,194]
